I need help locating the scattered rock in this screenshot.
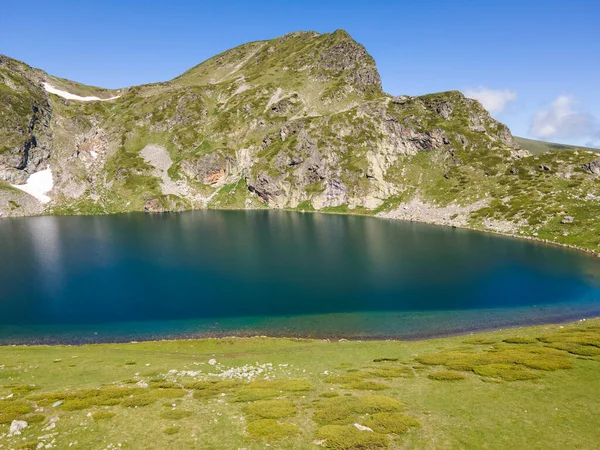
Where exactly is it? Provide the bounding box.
[354,423,374,432]
[561,216,574,224]
[10,420,28,435]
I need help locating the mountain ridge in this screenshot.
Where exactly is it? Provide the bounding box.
[1,30,600,254]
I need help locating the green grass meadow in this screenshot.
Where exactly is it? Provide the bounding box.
[1,319,600,449]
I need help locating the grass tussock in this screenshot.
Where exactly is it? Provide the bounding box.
[342,381,388,391]
[163,426,180,435]
[372,358,399,363]
[246,419,298,441]
[366,366,414,379]
[545,342,600,356]
[148,388,186,398]
[121,395,156,408]
[473,364,542,381]
[29,387,146,409]
[148,379,177,389]
[92,411,116,421]
[364,412,420,434]
[313,395,404,425]
[243,399,296,419]
[324,372,370,384]
[26,413,46,423]
[416,345,572,376]
[428,371,466,381]
[537,328,600,354]
[462,338,497,345]
[316,425,388,449]
[503,337,539,344]
[0,399,31,423]
[233,388,280,402]
[186,379,244,399]
[319,392,340,398]
[9,384,39,396]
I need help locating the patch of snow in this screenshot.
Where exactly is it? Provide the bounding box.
[43,83,120,102]
[12,168,53,204]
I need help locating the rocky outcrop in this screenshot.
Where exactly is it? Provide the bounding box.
[317,30,382,93]
[583,158,600,175]
[0,30,528,222]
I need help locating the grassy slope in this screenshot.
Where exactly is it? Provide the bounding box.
[1,319,600,449]
[515,137,599,155]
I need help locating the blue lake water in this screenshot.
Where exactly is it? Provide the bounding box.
[1,210,600,344]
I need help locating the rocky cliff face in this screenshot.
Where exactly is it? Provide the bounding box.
[1,30,600,253]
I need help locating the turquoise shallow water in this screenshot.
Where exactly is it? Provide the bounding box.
[1,210,599,344]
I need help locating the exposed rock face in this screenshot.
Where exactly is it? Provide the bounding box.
[317,30,382,93]
[0,29,531,226]
[583,158,600,175]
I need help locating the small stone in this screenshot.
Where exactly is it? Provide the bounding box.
[561,216,574,224]
[354,423,374,432]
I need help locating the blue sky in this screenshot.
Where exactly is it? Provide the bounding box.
[1,0,598,145]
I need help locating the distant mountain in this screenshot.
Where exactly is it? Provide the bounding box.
[515,137,599,155]
[1,30,599,253]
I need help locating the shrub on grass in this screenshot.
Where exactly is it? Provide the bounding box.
[187,380,244,399]
[537,328,600,348]
[342,381,388,391]
[247,379,312,392]
[502,337,538,344]
[149,388,186,399]
[364,412,420,434]
[545,342,600,356]
[26,413,46,423]
[148,379,177,389]
[372,358,399,363]
[92,411,116,421]
[324,373,370,384]
[10,385,39,396]
[416,346,572,373]
[313,395,404,425]
[121,395,156,407]
[246,419,298,441]
[473,364,541,381]
[366,366,414,379]
[243,399,296,420]
[163,426,180,435]
[319,392,339,398]
[428,371,466,381]
[462,338,497,345]
[316,425,388,449]
[0,399,31,423]
[233,388,280,402]
[160,410,193,420]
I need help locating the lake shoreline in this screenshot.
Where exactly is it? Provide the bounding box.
[1,312,598,347]
[5,205,597,257]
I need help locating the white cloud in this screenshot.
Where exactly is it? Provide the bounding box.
[530,95,600,141]
[463,87,517,114]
